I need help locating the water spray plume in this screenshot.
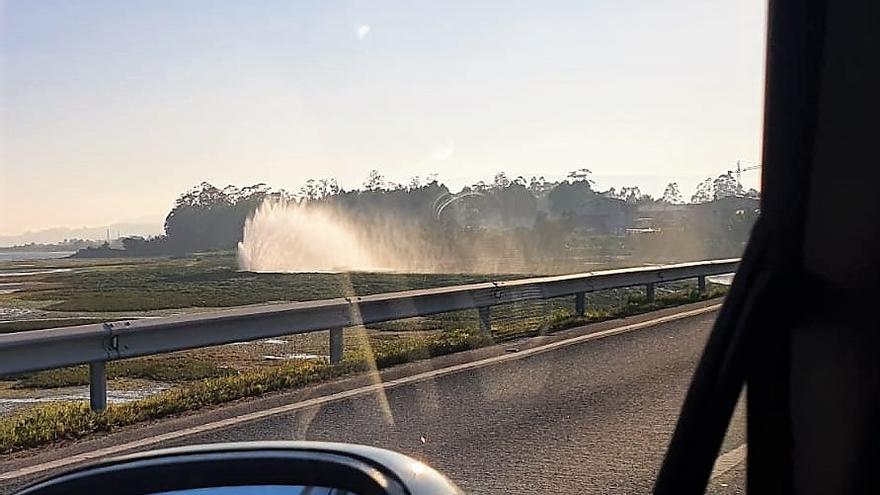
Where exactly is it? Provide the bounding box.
[237,196,591,275]
[238,200,386,273]
[238,200,429,272]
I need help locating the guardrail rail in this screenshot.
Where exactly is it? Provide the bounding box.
[0,258,739,411]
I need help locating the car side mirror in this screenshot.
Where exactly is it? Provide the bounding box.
[13,442,463,495]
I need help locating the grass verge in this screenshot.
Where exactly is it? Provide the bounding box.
[11,356,236,389]
[0,287,725,454]
[539,286,728,334]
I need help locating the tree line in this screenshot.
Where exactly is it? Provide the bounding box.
[94,169,759,259]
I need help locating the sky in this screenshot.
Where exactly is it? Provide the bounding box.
[0,0,767,236]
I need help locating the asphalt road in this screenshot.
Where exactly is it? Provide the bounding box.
[1,303,745,494]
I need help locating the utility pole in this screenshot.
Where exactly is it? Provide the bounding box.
[735,160,742,190]
[734,160,761,192]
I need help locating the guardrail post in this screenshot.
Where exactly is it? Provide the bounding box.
[478,306,492,335]
[89,361,107,412]
[698,275,707,296]
[646,283,656,303]
[575,292,586,316]
[329,327,344,365]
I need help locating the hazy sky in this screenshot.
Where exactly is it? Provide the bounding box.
[0,0,766,236]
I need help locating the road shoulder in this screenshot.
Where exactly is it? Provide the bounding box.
[1,298,723,477]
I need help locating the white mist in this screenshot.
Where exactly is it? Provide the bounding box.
[238,200,388,273]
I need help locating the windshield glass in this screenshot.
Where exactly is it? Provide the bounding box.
[0,1,764,493]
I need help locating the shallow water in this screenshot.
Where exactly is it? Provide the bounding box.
[0,283,24,294]
[262,353,325,361]
[0,251,74,262]
[707,274,734,285]
[0,268,73,277]
[0,384,170,414]
[0,307,39,320]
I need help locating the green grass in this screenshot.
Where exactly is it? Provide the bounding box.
[1,254,516,312]
[0,361,337,453]
[539,286,729,333]
[0,285,726,454]
[0,319,125,334]
[10,356,236,389]
[0,253,729,451]
[0,253,727,316]
[0,329,489,453]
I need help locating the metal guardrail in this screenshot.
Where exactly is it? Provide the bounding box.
[0,259,738,410]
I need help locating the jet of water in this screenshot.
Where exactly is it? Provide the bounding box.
[238,200,387,273]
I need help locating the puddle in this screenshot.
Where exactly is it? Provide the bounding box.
[707,274,734,286]
[0,283,25,294]
[228,337,290,346]
[0,268,73,278]
[262,353,325,361]
[0,252,74,262]
[0,384,170,415]
[0,307,39,320]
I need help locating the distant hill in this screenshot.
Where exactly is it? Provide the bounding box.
[0,223,163,247]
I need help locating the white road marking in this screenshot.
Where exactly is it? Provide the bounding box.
[0,304,721,481]
[711,443,747,480]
